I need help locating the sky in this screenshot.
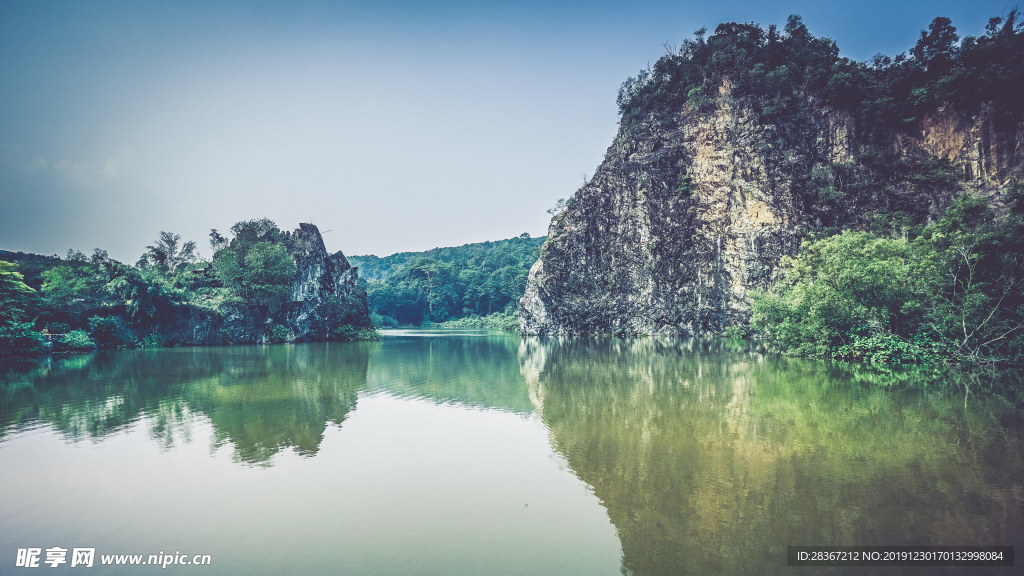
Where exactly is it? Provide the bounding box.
[0,0,1015,262]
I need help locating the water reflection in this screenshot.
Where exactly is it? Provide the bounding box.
[367,331,531,413]
[1,343,372,465]
[2,335,1021,575]
[0,334,537,464]
[519,336,1024,576]
[183,343,371,464]
[0,334,535,465]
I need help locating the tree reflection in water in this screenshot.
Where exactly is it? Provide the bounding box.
[0,343,371,465]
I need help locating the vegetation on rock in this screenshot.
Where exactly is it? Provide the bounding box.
[0,220,375,358]
[618,12,1023,133]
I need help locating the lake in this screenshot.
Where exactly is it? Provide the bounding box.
[1,330,1021,575]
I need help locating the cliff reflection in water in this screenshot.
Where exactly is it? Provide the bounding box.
[0,343,371,465]
[519,336,1024,576]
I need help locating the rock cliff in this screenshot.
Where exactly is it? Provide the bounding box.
[520,87,1023,337]
[281,223,372,341]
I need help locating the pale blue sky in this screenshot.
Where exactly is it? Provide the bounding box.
[0,0,1014,261]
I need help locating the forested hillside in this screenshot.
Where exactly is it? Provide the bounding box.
[350,234,544,329]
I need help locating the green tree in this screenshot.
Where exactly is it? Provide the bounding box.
[211,248,244,293]
[751,231,939,364]
[0,260,46,357]
[242,241,296,312]
[0,260,35,325]
[916,194,1024,363]
[405,259,457,322]
[139,231,197,277]
[229,218,282,249]
[210,219,296,314]
[912,16,959,75]
[751,192,1024,365]
[209,229,229,253]
[40,264,93,323]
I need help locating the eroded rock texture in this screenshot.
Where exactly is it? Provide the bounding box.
[282,223,371,341]
[520,85,1022,337]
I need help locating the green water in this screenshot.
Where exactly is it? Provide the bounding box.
[1,331,1021,575]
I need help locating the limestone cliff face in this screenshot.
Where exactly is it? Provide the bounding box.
[916,103,1024,199]
[285,223,359,304]
[520,87,1022,337]
[281,223,371,341]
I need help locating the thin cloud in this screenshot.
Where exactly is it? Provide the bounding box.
[44,146,138,187]
[103,146,136,177]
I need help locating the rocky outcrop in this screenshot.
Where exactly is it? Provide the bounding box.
[521,84,811,337]
[519,86,1023,337]
[917,103,1024,200]
[281,223,371,341]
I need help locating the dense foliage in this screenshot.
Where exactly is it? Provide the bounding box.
[751,189,1024,365]
[0,259,47,356]
[210,219,297,314]
[349,234,544,328]
[0,225,541,357]
[617,12,1023,132]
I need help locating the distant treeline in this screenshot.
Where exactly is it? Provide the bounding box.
[350,234,545,330]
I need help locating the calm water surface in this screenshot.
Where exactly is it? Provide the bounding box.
[1,331,1021,575]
